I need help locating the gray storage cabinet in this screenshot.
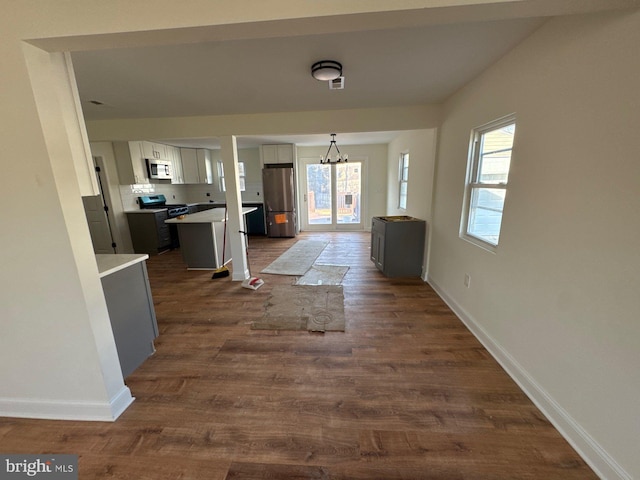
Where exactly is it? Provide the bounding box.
[126,210,171,254]
[371,216,426,277]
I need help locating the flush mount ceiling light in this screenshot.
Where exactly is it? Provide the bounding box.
[311,60,342,81]
[320,134,348,164]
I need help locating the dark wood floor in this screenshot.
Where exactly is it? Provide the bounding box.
[1,232,597,479]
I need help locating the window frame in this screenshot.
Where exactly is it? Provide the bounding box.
[460,114,516,252]
[218,161,245,192]
[398,152,409,210]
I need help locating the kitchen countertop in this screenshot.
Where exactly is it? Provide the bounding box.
[125,208,167,214]
[96,254,149,278]
[165,206,257,224]
[125,202,261,214]
[189,201,263,206]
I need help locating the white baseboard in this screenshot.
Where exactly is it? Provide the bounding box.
[109,386,135,420]
[0,386,134,422]
[427,275,631,480]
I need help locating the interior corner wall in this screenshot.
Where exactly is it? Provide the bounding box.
[428,9,640,479]
[386,129,437,277]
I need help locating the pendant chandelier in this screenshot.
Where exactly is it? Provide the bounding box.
[320,133,348,164]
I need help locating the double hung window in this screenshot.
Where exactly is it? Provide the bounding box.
[462,115,516,250]
[398,152,409,210]
[218,161,245,192]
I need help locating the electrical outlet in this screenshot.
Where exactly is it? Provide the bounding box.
[464,274,471,288]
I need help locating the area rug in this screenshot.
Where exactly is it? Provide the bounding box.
[252,285,345,332]
[295,264,349,286]
[261,240,329,276]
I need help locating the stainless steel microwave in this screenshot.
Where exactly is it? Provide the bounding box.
[146,159,172,179]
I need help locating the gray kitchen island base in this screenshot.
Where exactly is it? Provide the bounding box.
[176,222,229,270]
[166,207,256,270]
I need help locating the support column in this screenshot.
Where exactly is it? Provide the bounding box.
[219,135,249,281]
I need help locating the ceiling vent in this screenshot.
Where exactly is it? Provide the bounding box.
[329,76,345,90]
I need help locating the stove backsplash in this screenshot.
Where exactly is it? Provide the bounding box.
[119,181,262,211]
[119,183,189,210]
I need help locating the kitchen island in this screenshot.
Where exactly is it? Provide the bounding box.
[165,207,257,270]
[96,254,159,378]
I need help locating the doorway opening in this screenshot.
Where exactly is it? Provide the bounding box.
[82,156,117,254]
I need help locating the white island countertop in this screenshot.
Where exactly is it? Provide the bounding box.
[96,254,149,278]
[165,206,257,224]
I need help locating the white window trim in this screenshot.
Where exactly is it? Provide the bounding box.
[218,161,246,192]
[398,152,409,210]
[460,113,516,252]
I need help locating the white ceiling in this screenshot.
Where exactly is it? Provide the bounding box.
[73,18,545,119]
[154,132,406,150]
[70,8,560,148]
[71,14,549,148]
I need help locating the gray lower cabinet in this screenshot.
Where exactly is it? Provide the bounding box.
[195,204,217,212]
[244,203,266,235]
[126,211,171,254]
[101,260,159,378]
[371,216,426,277]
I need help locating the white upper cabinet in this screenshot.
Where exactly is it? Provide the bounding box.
[141,141,169,160]
[180,147,212,184]
[166,145,184,185]
[113,140,149,184]
[260,144,295,166]
[180,148,200,184]
[197,148,213,184]
[169,146,184,184]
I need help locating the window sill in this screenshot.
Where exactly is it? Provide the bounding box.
[460,233,498,254]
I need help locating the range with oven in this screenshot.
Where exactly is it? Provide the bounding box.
[126,194,190,254]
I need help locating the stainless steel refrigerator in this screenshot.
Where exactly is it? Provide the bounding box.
[262,165,297,237]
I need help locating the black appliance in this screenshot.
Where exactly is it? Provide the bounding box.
[138,194,189,249]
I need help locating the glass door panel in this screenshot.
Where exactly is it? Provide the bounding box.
[336,162,361,225]
[305,163,332,225]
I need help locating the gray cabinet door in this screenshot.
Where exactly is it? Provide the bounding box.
[126,211,170,254]
[370,226,385,270]
[371,216,426,277]
[101,261,158,378]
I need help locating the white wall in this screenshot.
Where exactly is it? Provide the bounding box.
[386,129,438,276]
[0,44,132,420]
[386,129,437,220]
[297,143,388,230]
[239,147,264,203]
[428,9,640,479]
